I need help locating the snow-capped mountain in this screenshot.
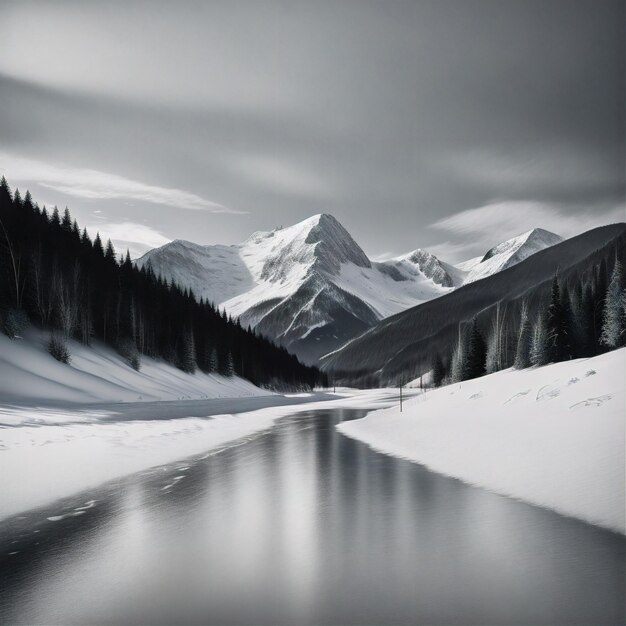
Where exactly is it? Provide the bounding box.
[457,228,563,284]
[389,249,467,289]
[137,218,562,363]
[137,214,458,363]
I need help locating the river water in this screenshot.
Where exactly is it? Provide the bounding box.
[0,408,624,625]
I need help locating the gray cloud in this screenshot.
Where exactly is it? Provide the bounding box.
[1,152,243,213]
[0,0,623,262]
[81,221,172,260]
[430,201,625,262]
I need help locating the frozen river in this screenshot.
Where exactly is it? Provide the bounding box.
[0,407,624,625]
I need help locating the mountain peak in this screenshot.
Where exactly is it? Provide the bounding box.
[386,248,459,288]
[302,212,335,224]
[481,228,562,263]
[304,213,371,271]
[285,212,344,236]
[460,227,563,283]
[165,238,198,249]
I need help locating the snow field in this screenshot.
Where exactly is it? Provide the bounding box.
[338,349,625,533]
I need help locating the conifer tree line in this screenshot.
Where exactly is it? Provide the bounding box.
[431,250,626,387]
[0,177,326,389]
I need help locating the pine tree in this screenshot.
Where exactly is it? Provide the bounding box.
[450,324,466,383]
[465,317,486,379]
[568,280,583,357]
[600,259,625,348]
[177,330,196,373]
[485,331,499,374]
[545,274,571,362]
[104,239,117,265]
[0,176,10,203]
[61,207,72,231]
[431,352,445,387]
[209,347,218,373]
[224,351,234,377]
[560,282,574,359]
[514,302,532,369]
[485,301,508,374]
[23,190,34,211]
[93,233,104,257]
[50,206,61,227]
[530,312,549,366]
[593,259,609,350]
[579,281,595,357]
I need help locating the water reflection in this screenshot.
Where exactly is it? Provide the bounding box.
[0,408,624,625]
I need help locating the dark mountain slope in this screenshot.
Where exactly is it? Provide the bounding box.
[321,223,626,382]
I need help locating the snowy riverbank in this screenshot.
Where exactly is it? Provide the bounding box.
[338,349,625,534]
[0,389,403,521]
[0,325,409,522]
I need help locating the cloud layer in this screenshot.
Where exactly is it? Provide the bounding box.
[0,1,623,259]
[1,153,242,213]
[430,201,626,262]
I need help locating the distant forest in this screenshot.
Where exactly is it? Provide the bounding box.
[0,177,326,390]
[431,257,626,388]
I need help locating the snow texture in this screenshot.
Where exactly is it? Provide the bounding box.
[337,349,625,533]
[0,328,264,405]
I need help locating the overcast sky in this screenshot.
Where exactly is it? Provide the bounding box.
[0,0,624,261]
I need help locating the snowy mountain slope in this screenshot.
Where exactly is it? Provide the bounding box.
[136,239,254,304]
[455,255,482,273]
[0,328,264,405]
[458,228,563,284]
[138,214,457,362]
[386,249,462,288]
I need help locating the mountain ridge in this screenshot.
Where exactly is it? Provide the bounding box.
[320,223,626,380]
[137,214,563,363]
[458,228,563,284]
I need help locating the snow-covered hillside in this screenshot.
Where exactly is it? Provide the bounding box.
[338,349,625,533]
[458,228,563,284]
[0,329,264,405]
[138,214,457,362]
